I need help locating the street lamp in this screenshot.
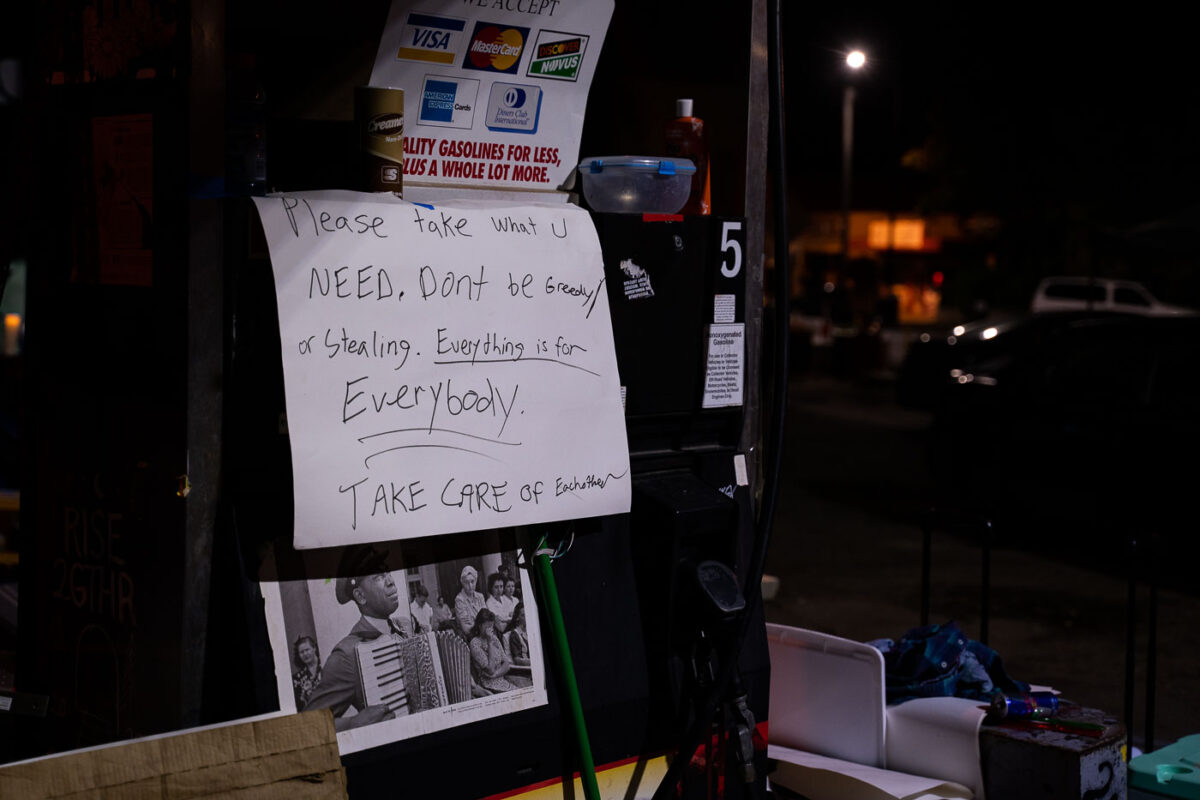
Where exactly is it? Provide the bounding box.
[842,49,867,265]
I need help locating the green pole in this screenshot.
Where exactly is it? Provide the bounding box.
[532,542,601,800]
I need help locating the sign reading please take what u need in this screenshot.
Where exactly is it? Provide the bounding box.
[253,191,631,549]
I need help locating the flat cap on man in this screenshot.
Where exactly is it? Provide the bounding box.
[334,544,391,604]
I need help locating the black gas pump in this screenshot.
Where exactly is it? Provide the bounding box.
[585,209,773,800]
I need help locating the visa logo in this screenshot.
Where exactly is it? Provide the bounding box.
[396,13,466,64]
[411,28,453,50]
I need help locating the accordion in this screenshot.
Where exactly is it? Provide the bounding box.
[433,630,473,705]
[355,631,473,715]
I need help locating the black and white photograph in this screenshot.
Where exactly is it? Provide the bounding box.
[261,542,546,755]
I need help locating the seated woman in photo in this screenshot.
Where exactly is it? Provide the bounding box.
[454,565,486,639]
[503,575,519,610]
[505,601,530,668]
[291,635,323,710]
[484,572,513,633]
[469,608,532,693]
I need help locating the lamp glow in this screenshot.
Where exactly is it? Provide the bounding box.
[3,313,19,356]
[846,50,867,70]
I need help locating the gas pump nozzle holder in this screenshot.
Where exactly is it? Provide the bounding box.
[692,559,745,621]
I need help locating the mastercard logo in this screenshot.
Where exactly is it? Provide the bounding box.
[463,21,529,74]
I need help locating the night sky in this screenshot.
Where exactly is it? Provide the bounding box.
[784,4,1200,230]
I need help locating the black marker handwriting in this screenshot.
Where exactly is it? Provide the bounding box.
[364,443,503,469]
[358,427,521,446]
[433,356,600,377]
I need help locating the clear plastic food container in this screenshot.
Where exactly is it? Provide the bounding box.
[577,156,696,214]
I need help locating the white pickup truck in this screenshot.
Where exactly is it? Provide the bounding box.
[1030,276,1197,316]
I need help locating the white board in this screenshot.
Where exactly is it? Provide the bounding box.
[369,0,614,192]
[253,190,630,548]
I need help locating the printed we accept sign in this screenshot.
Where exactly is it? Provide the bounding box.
[253,191,630,549]
[371,0,613,190]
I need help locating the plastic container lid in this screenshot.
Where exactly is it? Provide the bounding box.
[578,156,696,176]
[1129,734,1200,799]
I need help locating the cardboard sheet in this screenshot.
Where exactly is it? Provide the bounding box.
[0,710,344,799]
[768,745,974,800]
[885,697,988,800]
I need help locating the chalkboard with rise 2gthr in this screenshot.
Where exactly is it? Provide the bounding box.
[17,87,195,757]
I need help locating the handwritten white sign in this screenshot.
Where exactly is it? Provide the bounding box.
[253,191,630,549]
[369,0,613,191]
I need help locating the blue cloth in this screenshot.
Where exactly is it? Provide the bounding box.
[869,621,1029,705]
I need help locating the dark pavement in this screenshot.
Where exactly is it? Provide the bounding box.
[762,372,1199,752]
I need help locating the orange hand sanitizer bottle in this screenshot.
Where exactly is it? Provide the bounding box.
[664,98,711,215]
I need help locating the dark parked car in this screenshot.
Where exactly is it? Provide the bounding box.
[896,311,1125,411]
[918,313,1200,548]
